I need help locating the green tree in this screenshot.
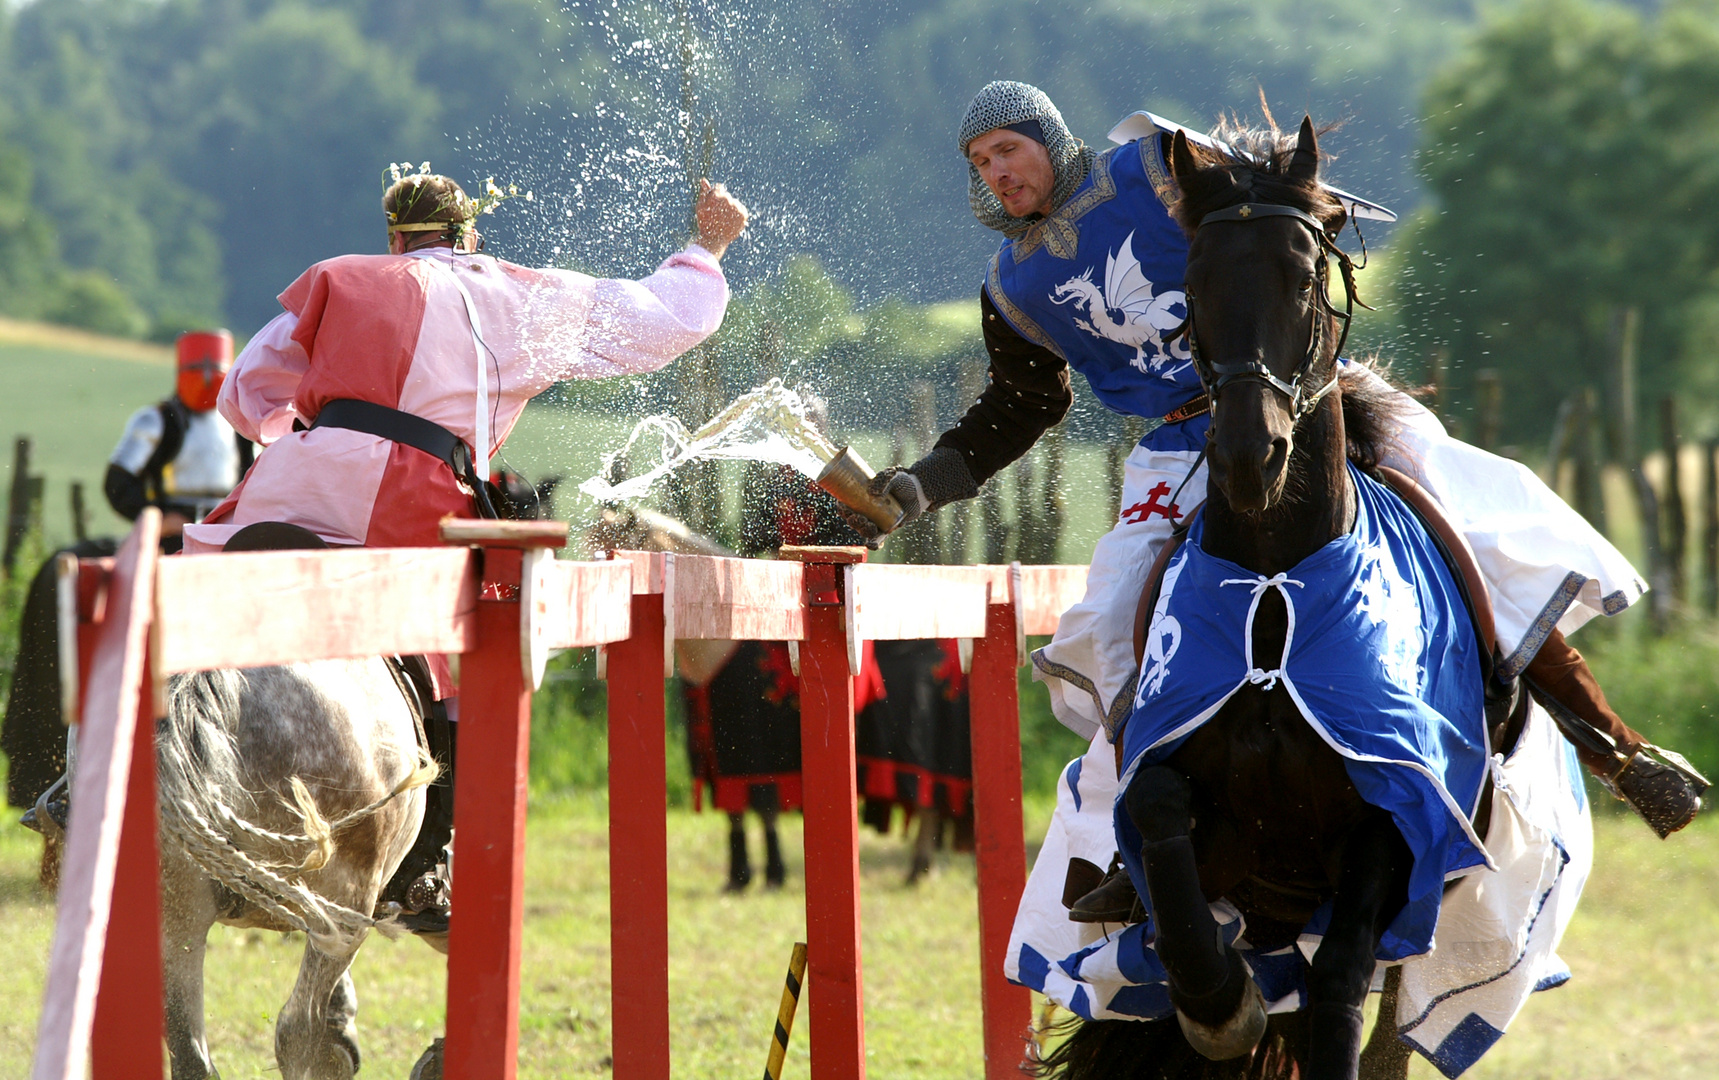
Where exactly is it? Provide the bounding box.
[2,0,226,332]
[0,133,64,321]
[1396,0,1719,442]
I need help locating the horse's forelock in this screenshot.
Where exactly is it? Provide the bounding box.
[1171,121,1346,239]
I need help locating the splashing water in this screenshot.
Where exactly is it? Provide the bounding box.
[579,378,839,503]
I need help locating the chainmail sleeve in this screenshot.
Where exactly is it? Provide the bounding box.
[934,287,1072,486]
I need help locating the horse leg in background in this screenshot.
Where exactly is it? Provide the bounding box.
[726,811,752,892]
[907,805,940,885]
[1357,966,1412,1080]
[161,852,221,1080]
[759,799,786,888]
[1305,811,1412,1080]
[1124,764,1265,1060]
[275,940,367,1080]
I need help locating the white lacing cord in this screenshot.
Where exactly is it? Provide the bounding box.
[1219,572,1306,690]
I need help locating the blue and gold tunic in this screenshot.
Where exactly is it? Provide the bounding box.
[986,137,1207,453]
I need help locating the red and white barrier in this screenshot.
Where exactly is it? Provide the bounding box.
[31,508,1089,1080]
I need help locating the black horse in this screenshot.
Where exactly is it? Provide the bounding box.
[1035,119,1464,1080]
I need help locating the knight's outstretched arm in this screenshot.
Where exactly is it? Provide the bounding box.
[845,287,1072,541]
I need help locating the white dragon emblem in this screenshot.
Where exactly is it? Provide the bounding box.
[1052,231,1191,378]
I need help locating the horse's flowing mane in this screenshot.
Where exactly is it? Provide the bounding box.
[1168,117,1348,241]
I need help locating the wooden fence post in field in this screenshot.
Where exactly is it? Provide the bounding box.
[1660,396,1687,606]
[1609,308,1669,631]
[70,482,88,544]
[4,436,34,577]
[1572,388,1607,536]
[1474,369,1502,454]
[1704,438,1719,616]
[1544,395,1576,489]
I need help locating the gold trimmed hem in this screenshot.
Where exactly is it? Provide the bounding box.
[1030,646,1138,741]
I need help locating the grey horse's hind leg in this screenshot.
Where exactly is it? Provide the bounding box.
[326,969,362,1074]
[162,859,221,1080]
[275,940,366,1080]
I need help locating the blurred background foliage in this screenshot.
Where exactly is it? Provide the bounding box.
[8,0,1719,791]
[3,0,1719,449]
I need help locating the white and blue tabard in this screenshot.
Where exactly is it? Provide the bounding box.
[1117,464,1492,962]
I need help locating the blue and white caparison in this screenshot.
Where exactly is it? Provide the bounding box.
[1111,463,1493,996]
[986,137,1208,453]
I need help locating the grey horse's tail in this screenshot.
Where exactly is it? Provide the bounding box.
[155,668,435,954]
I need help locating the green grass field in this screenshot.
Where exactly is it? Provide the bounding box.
[0,802,1711,1078]
[6,319,1719,1076]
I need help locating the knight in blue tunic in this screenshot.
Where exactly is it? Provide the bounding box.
[829,82,1700,1057]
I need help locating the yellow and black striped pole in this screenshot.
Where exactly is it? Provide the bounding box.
[763,942,809,1080]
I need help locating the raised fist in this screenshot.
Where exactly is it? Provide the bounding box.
[693,179,749,259]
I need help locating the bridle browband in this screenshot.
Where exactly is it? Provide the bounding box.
[1169,202,1364,426]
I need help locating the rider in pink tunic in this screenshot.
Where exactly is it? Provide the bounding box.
[178,170,750,945]
[185,179,743,553]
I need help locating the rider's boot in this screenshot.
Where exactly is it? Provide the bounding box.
[1068,852,1146,924]
[1527,629,1707,837]
[382,704,455,934]
[19,772,70,839]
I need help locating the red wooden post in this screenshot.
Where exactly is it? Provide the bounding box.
[444,546,533,1080]
[603,579,671,1080]
[969,599,1031,1078]
[34,514,158,1080]
[90,658,164,1079]
[795,557,867,1080]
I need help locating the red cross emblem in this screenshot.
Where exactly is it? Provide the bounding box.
[1122,481,1183,524]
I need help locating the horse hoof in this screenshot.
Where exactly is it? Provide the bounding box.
[408,1037,443,1080]
[1176,978,1266,1061]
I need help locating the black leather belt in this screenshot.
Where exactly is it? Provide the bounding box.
[304,398,497,518]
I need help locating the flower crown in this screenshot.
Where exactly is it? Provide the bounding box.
[382,161,532,244]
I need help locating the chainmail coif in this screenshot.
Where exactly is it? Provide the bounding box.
[959,81,1098,239]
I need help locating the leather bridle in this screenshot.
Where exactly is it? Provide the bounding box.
[1170,203,1362,426]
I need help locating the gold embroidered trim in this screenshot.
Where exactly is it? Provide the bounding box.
[1011,149,1120,263]
[1140,133,1180,209]
[988,253,1066,361]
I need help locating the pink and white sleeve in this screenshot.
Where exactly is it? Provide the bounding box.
[219,312,308,445]
[578,245,730,376]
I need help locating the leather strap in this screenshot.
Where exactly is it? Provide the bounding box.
[307,398,499,519]
[1376,466,1496,654]
[1140,393,1211,437]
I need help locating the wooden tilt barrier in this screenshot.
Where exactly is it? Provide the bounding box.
[30,508,1088,1080]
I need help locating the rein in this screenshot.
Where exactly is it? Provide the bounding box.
[1169,202,1363,426]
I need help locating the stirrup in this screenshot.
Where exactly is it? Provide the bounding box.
[1609,745,1709,839]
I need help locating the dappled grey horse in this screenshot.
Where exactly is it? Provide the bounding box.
[158,660,434,1080]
